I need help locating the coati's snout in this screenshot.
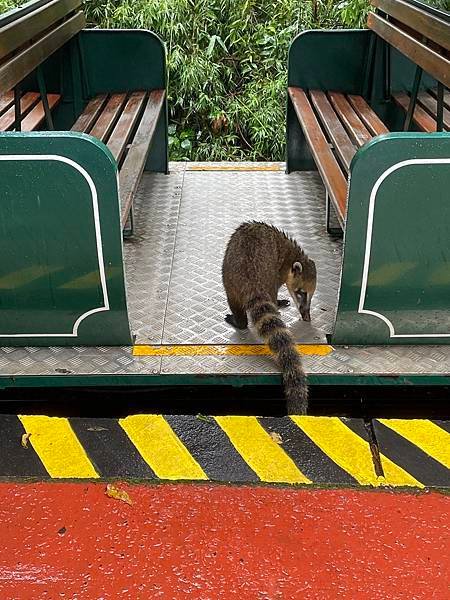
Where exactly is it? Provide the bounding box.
[287,260,317,322]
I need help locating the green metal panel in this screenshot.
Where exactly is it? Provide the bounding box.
[0,132,132,346]
[0,373,448,390]
[287,29,371,172]
[389,47,437,95]
[332,132,450,345]
[287,30,372,91]
[78,29,166,95]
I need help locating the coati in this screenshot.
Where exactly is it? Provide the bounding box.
[222,221,317,414]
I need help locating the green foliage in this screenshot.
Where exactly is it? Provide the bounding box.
[2,0,371,160]
[417,0,450,9]
[0,0,18,12]
[339,0,371,28]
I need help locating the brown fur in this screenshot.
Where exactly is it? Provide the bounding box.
[222,222,317,414]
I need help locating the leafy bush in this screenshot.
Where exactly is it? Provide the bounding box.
[0,0,18,12]
[2,0,371,159]
[339,0,371,27]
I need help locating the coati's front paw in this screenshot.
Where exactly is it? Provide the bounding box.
[225,314,248,330]
[277,299,290,308]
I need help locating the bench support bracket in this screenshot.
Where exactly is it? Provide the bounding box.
[13,85,21,131]
[403,66,423,131]
[325,191,343,236]
[36,65,54,130]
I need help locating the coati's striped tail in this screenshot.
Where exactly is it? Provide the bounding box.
[248,295,308,415]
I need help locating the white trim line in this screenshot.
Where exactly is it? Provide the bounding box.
[0,154,109,337]
[358,157,450,338]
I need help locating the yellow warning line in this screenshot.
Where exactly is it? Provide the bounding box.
[119,415,207,480]
[133,344,333,357]
[215,416,311,484]
[291,416,423,487]
[379,419,450,469]
[187,165,283,171]
[19,416,98,479]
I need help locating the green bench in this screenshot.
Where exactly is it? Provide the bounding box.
[287,0,450,345]
[0,0,168,346]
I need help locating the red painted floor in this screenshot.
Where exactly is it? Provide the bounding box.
[0,484,448,599]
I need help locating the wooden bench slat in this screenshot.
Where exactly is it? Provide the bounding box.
[0,91,14,114]
[71,94,108,133]
[393,92,437,131]
[288,87,347,224]
[20,93,61,131]
[0,11,85,94]
[417,91,450,130]
[429,88,450,111]
[371,0,450,52]
[328,92,373,148]
[89,93,127,142]
[368,12,450,88]
[347,95,389,136]
[0,91,39,130]
[310,90,356,172]
[0,0,82,62]
[119,89,165,226]
[107,91,146,163]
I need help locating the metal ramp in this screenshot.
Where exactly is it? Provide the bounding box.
[0,163,449,383]
[126,164,340,346]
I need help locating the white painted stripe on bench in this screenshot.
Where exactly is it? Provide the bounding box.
[358,157,450,338]
[0,154,110,337]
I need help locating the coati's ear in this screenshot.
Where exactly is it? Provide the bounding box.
[292,261,302,276]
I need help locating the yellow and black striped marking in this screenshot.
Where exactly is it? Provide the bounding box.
[1,415,449,488]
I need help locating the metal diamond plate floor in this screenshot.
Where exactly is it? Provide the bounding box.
[1,163,450,380]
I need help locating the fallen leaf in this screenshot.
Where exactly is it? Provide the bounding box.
[105,484,132,506]
[21,433,31,448]
[269,431,283,445]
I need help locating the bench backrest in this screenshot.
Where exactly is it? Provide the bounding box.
[368,0,449,87]
[0,0,85,94]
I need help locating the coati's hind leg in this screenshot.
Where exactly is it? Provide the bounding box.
[225,311,248,330]
[225,296,248,330]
